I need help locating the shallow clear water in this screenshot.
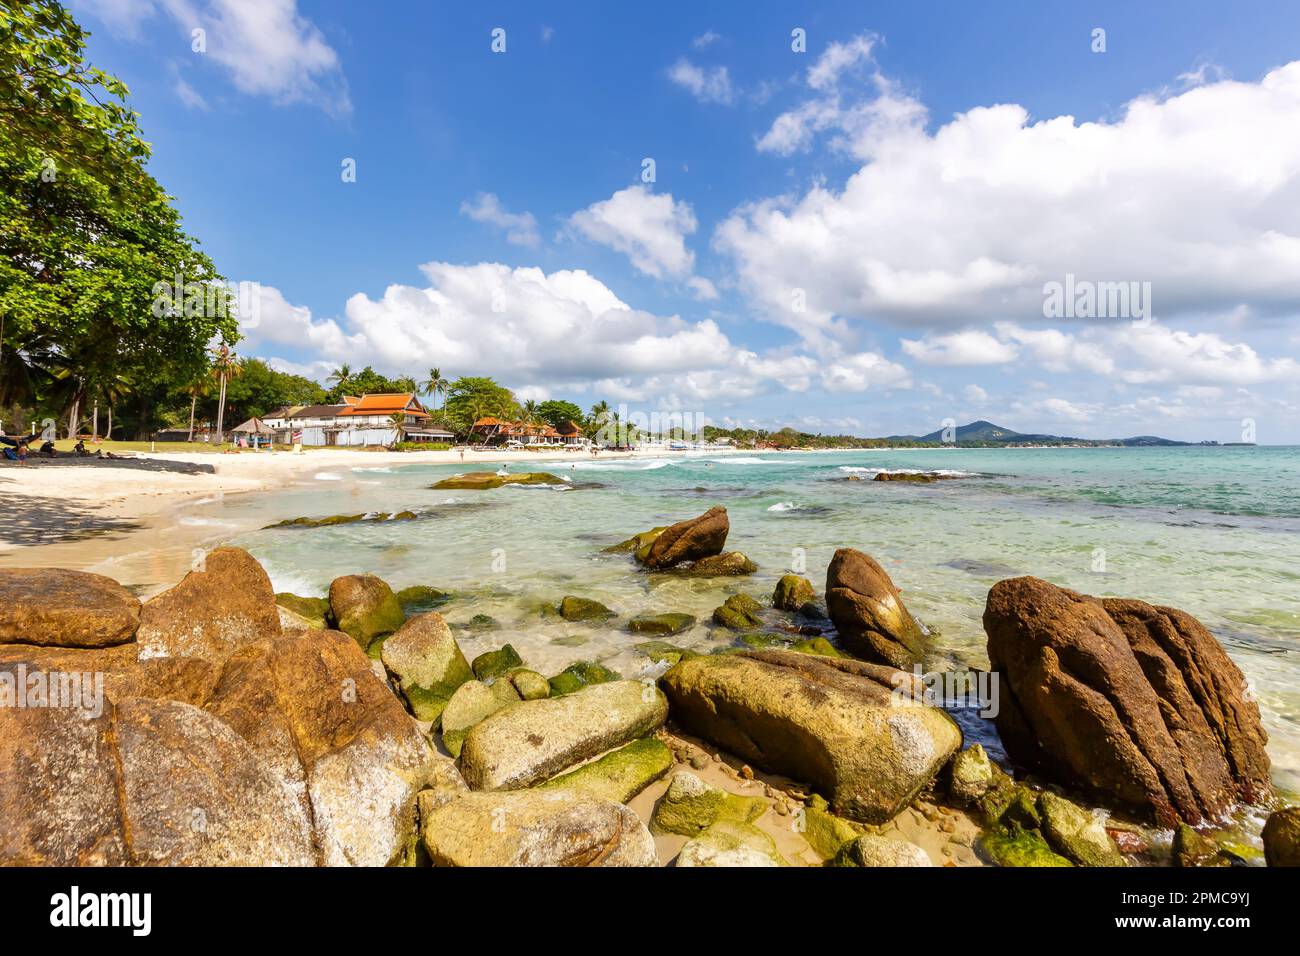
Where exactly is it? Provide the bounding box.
[103,446,1300,802]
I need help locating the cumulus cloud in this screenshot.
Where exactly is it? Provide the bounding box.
[568,185,717,298]
[901,330,1019,366]
[722,59,1300,339]
[667,58,734,104]
[459,193,540,248]
[75,0,350,113]
[237,263,902,410]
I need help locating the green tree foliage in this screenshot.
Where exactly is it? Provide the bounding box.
[442,376,518,432]
[323,365,409,403]
[218,358,325,422]
[0,0,237,420]
[536,399,583,428]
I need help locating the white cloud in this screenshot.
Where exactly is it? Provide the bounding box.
[240,263,875,409]
[568,185,716,298]
[964,384,989,402]
[667,58,734,104]
[459,193,541,248]
[722,59,1300,340]
[901,330,1019,366]
[692,31,722,50]
[76,0,350,113]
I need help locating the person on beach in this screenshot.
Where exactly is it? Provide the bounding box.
[16,439,28,465]
[38,440,55,457]
[74,439,88,456]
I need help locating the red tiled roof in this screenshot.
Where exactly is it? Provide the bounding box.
[337,393,429,418]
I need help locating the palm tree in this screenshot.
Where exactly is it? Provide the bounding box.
[186,372,210,442]
[587,400,611,440]
[209,344,243,445]
[421,367,449,410]
[521,399,538,425]
[394,375,417,394]
[327,363,352,394]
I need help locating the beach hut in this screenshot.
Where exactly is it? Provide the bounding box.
[232,416,274,448]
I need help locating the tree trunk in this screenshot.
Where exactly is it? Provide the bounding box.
[215,374,227,444]
[188,394,197,441]
[67,396,80,440]
[106,406,113,441]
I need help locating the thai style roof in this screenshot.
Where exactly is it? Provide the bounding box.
[337,393,429,418]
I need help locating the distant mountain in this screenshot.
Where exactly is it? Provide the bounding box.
[886,420,1192,447]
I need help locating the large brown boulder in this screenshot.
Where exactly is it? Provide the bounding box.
[639,506,729,570]
[984,577,1271,826]
[0,694,315,866]
[135,547,281,664]
[825,548,927,667]
[205,627,446,866]
[0,568,140,648]
[659,649,961,823]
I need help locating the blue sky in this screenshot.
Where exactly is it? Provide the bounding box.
[72,1,1300,441]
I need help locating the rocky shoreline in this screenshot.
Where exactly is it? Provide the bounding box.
[0,497,1295,867]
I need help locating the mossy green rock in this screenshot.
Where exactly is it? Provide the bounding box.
[490,678,522,705]
[949,743,995,806]
[539,738,673,803]
[275,592,330,628]
[379,611,473,723]
[676,821,787,867]
[650,771,767,836]
[603,527,667,555]
[471,644,523,680]
[549,660,620,696]
[712,594,764,630]
[558,596,616,622]
[1038,791,1125,867]
[464,614,499,632]
[1262,806,1300,867]
[628,612,696,636]
[508,668,552,701]
[328,573,406,650]
[981,828,1073,867]
[432,471,565,490]
[831,834,933,867]
[772,575,816,611]
[790,636,845,658]
[803,805,865,858]
[395,585,452,612]
[680,552,758,576]
[1173,822,1232,867]
[441,680,511,758]
[635,641,699,666]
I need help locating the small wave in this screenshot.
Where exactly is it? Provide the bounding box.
[838,466,980,478]
[680,456,789,466]
[767,501,798,512]
[177,517,239,528]
[313,472,343,481]
[351,466,393,474]
[572,459,671,471]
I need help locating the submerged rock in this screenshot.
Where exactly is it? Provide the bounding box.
[660,649,961,824]
[328,573,405,650]
[458,680,668,791]
[264,511,421,529]
[831,835,933,867]
[676,821,786,867]
[678,552,758,576]
[0,568,140,649]
[558,595,616,622]
[635,641,699,666]
[825,548,927,667]
[638,506,729,570]
[772,574,816,613]
[540,738,673,803]
[395,585,452,612]
[379,612,473,723]
[651,770,766,836]
[432,471,565,490]
[628,612,696,636]
[1262,807,1300,867]
[471,644,523,681]
[603,527,667,554]
[136,547,281,664]
[984,576,1272,826]
[548,660,620,696]
[418,788,656,866]
[712,594,764,630]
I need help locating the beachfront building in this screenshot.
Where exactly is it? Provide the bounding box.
[470,417,590,448]
[264,394,452,446]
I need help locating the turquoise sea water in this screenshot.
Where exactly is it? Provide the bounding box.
[163,445,1300,803]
